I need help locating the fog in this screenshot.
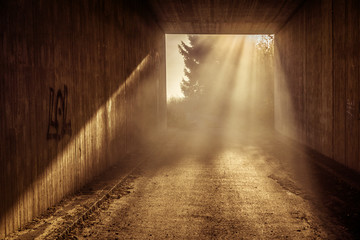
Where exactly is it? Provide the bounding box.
[161,35,316,192]
[166,35,274,142]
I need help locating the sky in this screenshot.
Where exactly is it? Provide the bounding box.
[166,34,189,100]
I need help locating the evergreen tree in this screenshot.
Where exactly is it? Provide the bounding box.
[178,35,213,98]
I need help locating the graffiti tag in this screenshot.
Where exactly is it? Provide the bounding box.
[47,85,72,140]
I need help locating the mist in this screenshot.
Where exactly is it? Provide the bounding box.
[166,35,274,147]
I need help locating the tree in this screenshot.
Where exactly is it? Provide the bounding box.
[255,35,275,120]
[178,35,213,98]
[256,35,274,58]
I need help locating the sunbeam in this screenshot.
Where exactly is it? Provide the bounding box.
[166,35,275,150]
[165,33,321,213]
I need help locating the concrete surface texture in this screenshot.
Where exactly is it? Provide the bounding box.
[74,154,332,239]
[274,0,360,173]
[0,0,166,237]
[70,129,359,240]
[7,128,360,239]
[147,0,305,34]
[1,0,360,237]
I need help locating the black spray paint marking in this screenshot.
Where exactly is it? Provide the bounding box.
[47,85,72,140]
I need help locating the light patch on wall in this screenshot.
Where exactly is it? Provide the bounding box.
[4,53,154,235]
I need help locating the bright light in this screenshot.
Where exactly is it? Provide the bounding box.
[166,35,275,136]
[166,34,189,100]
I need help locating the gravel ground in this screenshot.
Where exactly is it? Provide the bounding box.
[7,128,360,239]
[68,128,359,239]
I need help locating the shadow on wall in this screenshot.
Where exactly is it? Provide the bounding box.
[0,0,166,237]
[1,50,164,237]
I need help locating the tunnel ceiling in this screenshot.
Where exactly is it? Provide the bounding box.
[147,0,305,34]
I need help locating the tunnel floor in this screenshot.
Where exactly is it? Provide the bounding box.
[8,128,360,239]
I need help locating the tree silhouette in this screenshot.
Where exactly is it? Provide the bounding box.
[178,35,213,98]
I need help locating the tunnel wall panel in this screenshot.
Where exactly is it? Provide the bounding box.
[320,0,333,158]
[275,0,360,172]
[0,0,166,237]
[343,0,360,170]
[333,0,347,166]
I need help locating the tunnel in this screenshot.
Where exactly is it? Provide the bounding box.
[1,0,359,238]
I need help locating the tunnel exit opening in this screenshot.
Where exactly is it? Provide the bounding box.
[165,34,275,135]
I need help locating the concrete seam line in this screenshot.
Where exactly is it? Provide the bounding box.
[56,160,144,240]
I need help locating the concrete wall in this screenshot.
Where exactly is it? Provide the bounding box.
[275,0,359,172]
[0,0,166,237]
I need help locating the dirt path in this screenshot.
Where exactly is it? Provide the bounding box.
[7,129,359,239]
[68,130,354,239]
